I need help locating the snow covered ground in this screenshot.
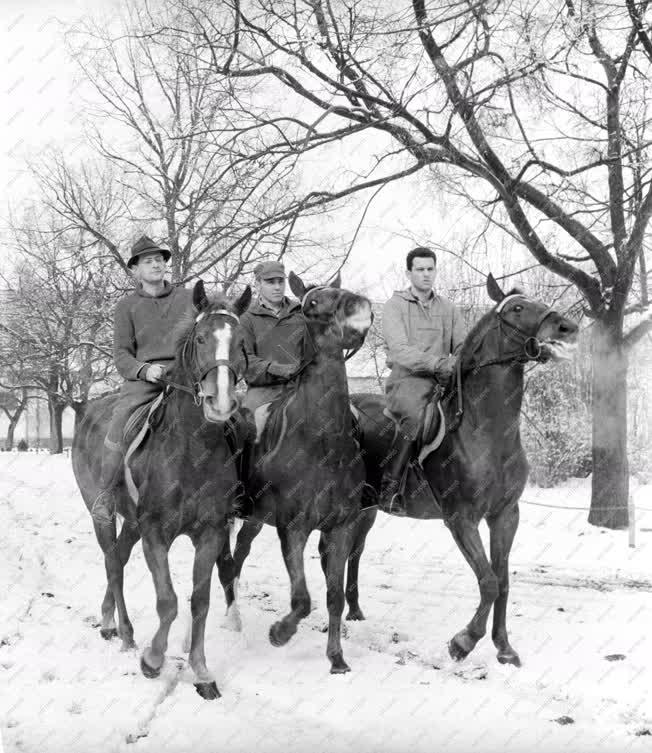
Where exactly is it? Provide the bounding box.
[1,453,651,753]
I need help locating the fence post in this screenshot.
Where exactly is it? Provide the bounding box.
[628,495,636,549]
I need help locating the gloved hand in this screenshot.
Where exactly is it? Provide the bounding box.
[433,356,456,386]
[268,362,298,380]
[144,364,166,383]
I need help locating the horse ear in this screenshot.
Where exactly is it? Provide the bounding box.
[329,270,341,288]
[486,273,505,303]
[193,279,210,312]
[288,271,307,299]
[234,285,252,316]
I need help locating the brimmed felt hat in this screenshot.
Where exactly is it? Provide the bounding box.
[127,235,171,268]
[254,260,286,280]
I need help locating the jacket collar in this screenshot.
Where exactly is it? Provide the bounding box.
[136,280,174,299]
[248,296,302,317]
[394,287,438,303]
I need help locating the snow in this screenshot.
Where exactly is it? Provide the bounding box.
[1,454,651,753]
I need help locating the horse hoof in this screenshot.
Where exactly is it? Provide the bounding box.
[194,681,221,700]
[448,633,475,662]
[100,627,118,640]
[497,651,522,668]
[329,654,351,674]
[269,621,296,647]
[140,654,162,679]
[345,607,365,621]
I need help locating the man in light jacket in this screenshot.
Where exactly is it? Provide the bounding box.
[380,247,466,515]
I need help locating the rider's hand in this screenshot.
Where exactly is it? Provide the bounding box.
[434,356,456,383]
[144,364,166,383]
[268,362,297,380]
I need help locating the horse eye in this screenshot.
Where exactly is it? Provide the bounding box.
[196,335,206,344]
[311,300,317,306]
[513,305,523,313]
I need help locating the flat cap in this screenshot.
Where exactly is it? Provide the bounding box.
[254,260,286,280]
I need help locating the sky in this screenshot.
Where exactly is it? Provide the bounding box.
[0,0,529,301]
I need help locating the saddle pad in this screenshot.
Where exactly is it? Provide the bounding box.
[123,392,165,505]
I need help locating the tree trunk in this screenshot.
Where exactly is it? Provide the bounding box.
[3,390,28,451]
[48,400,65,454]
[6,420,17,451]
[588,317,629,529]
[72,401,87,435]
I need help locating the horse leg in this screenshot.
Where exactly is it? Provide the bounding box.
[488,502,521,667]
[444,509,499,661]
[215,521,243,632]
[345,508,376,621]
[269,525,310,647]
[99,519,140,646]
[93,510,136,650]
[322,524,355,674]
[188,526,224,700]
[140,531,177,678]
[232,519,264,576]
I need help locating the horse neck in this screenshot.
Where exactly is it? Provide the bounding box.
[455,325,526,440]
[164,360,199,427]
[297,334,352,435]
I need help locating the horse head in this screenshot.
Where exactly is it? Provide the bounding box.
[288,270,373,352]
[484,273,578,364]
[181,280,252,423]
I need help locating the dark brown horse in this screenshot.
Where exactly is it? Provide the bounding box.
[72,281,251,699]
[219,271,373,673]
[348,274,579,666]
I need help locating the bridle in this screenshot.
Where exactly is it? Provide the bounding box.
[157,308,244,407]
[291,287,372,379]
[447,294,556,431]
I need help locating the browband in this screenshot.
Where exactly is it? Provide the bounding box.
[196,309,240,323]
[301,285,330,309]
[494,293,531,314]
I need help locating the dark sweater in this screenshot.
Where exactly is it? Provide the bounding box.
[113,282,195,381]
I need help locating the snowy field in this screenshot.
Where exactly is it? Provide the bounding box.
[1,452,651,753]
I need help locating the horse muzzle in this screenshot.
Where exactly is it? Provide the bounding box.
[202,393,241,423]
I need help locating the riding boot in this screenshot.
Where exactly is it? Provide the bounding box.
[91,443,124,527]
[232,411,256,518]
[377,435,415,516]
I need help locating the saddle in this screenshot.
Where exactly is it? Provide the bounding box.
[382,387,446,466]
[122,392,167,505]
[377,389,447,519]
[123,393,167,448]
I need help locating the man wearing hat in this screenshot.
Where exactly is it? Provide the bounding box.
[91,235,195,527]
[239,260,305,414]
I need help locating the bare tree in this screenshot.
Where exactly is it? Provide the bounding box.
[50,4,336,283]
[151,0,652,527]
[2,211,118,452]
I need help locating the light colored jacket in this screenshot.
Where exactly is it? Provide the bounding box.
[382,288,466,383]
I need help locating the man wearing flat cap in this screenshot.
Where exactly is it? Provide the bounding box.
[91,235,195,526]
[239,260,305,413]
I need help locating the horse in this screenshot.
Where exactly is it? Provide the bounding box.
[218,271,374,673]
[72,280,252,699]
[347,274,579,666]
